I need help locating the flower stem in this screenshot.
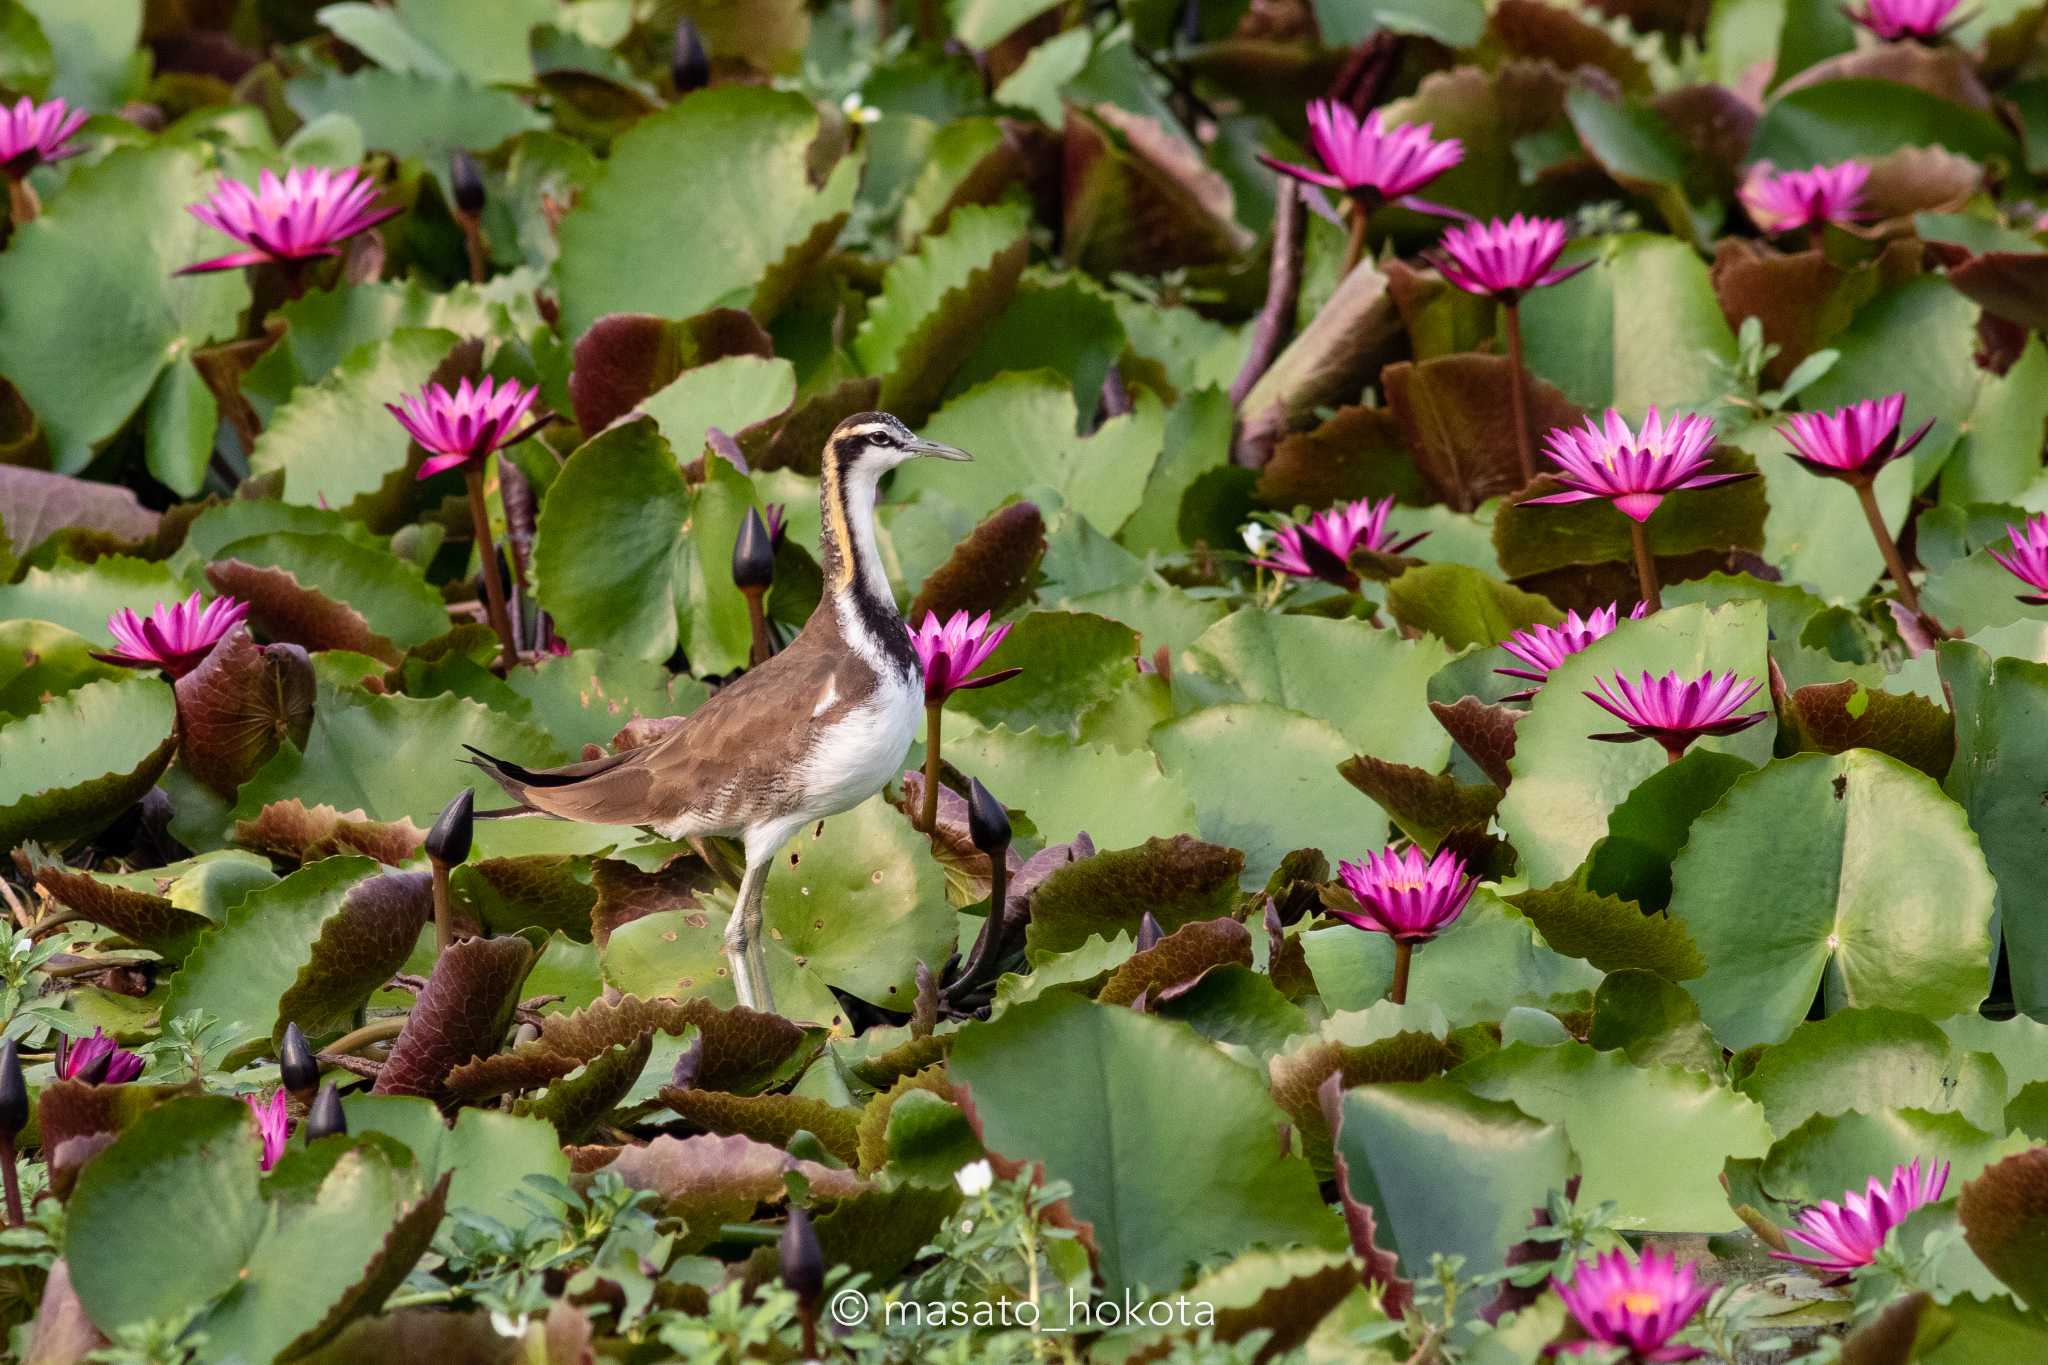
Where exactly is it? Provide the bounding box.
[1342,199,1370,276]
[1390,940,1413,1005]
[324,1016,408,1058]
[1629,521,1663,613]
[1503,300,1537,486]
[5,175,37,226]
[741,585,773,667]
[1854,479,1926,619]
[430,856,454,958]
[464,465,518,672]
[0,1135,20,1227]
[458,217,487,284]
[919,703,943,833]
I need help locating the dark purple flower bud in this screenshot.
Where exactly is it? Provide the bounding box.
[966,778,1010,858]
[279,1022,318,1094]
[780,1204,824,1307]
[1136,912,1164,952]
[427,788,474,866]
[0,1043,22,1137]
[449,150,485,216]
[672,18,710,94]
[306,1083,347,1142]
[733,506,776,590]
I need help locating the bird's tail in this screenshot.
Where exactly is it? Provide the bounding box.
[463,744,648,824]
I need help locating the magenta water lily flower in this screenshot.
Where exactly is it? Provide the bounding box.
[97,592,248,679]
[178,165,400,275]
[1255,497,1426,587]
[1773,1159,1950,1278]
[1496,603,1647,700]
[1258,100,1463,203]
[57,1029,144,1085]
[1845,0,1967,41]
[389,377,544,479]
[1527,408,1744,525]
[1551,1247,1712,1362]
[1738,161,1869,236]
[1432,214,1590,303]
[1778,393,1932,483]
[910,611,1020,706]
[1586,670,1769,761]
[0,96,87,176]
[1334,846,1474,944]
[245,1089,291,1171]
[1989,512,2048,604]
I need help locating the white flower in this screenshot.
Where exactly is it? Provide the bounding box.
[955,1157,994,1196]
[840,92,880,126]
[488,1309,530,1339]
[1240,522,1273,558]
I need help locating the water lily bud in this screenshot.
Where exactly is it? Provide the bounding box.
[279,1022,318,1095]
[732,506,776,590]
[1136,911,1164,952]
[966,778,1009,858]
[305,1083,347,1142]
[427,787,475,866]
[449,150,485,217]
[671,17,710,94]
[72,1046,111,1085]
[0,1043,25,1138]
[780,1204,824,1308]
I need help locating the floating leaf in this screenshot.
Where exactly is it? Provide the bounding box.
[375,934,538,1103]
[1507,882,1706,981]
[0,675,177,852]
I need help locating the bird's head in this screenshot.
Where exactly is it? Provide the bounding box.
[826,412,971,476]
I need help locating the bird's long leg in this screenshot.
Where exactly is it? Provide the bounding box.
[724,857,769,1012]
[740,853,776,1015]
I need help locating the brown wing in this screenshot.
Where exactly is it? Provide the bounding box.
[468,621,863,831]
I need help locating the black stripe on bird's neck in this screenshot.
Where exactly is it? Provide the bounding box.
[818,440,917,672]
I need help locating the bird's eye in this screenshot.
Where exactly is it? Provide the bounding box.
[870,434,898,449]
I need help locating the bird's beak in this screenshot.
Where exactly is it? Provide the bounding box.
[907,436,972,461]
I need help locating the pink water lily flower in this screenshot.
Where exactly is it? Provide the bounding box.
[1431,214,1590,302]
[58,1029,144,1085]
[1989,512,2048,604]
[1333,846,1474,944]
[1255,496,1426,586]
[1586,670,1769,761]
[910,611,1021,706]
[1778,393,1933,483]
[1551,1246,1712,1362]
[1845,0,1967,41]
[1773,1159,1950,1278]
[388,376,544,479]
[1526,408,1747,524]
[1496,603,1647,700]
[1258,100,1463,204]
[98,592,248,679]
[178,165,400,275]
[245,1089,292,1171]
[0,96,88,176]
[1737,161,1870,236]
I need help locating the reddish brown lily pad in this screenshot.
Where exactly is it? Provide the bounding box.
[1272,1031,1453,1177]
[1387,353,1585,511]
[1710,240,1886,385]
[854,1065,955,1173]
[1024,835,1244,956]
[596,1132,866,1251]
[1062,104,1254,278]
[233,799,427,866]
[277,869,433,1043]
[173,627,315,798]
[1338,754,1505,850]
[205,558,402,663]
[1429,698,1524,788]
[657,1087,861,1167]
[373,934,537,1105]
[1096,917,1253,1008]
[589,856,719,948]
[1492,0,1653,93]
[29,863,216,962]
[1254,405,1422,512]
[568,310,775,435]
[907,500,1046,624]
[452,855,598,940]
[1957,1145,2048,1310]
[1777,679,1955,781]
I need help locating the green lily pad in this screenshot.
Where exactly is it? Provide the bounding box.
[1669,749,1997,1051]
[0,674,177,851]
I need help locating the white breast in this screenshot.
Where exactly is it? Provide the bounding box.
[794,666,923,821]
